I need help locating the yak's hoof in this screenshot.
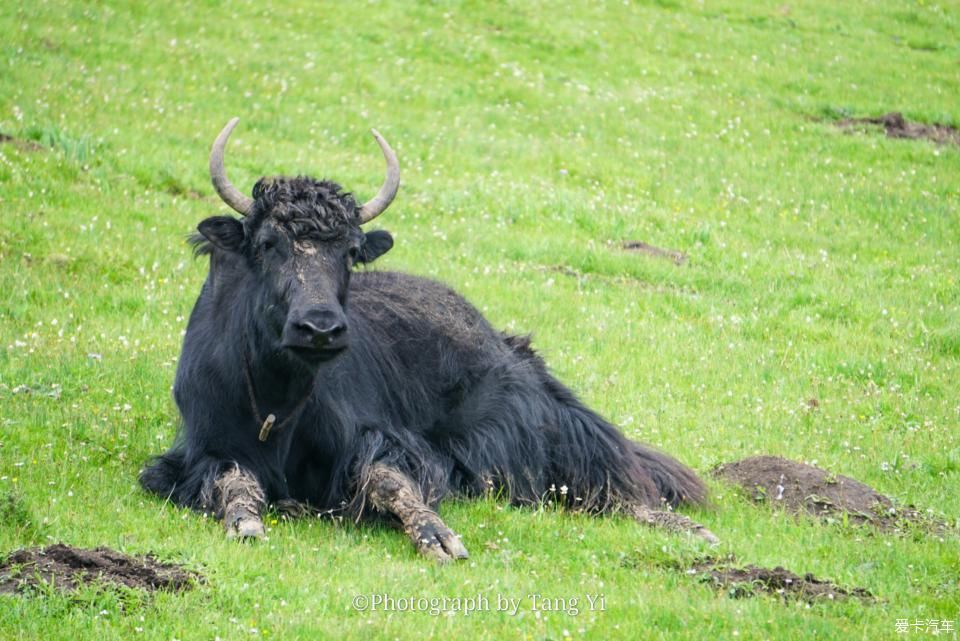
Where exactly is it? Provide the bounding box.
[408,517,469,563]
[225,515,265,540]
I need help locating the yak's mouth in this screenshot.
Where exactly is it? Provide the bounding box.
[279,314,350,364]
[285,344,347,364]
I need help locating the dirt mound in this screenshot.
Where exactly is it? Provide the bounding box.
[689,556,872,602]
[713,456,948,533]
[0,543,198,594]
[837,112,960,146]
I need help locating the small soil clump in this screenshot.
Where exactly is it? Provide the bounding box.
[836,112,960,146]
[689,556,872,602]
[714,456,948,533]
[0,543,198,594]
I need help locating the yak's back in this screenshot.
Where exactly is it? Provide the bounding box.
[349,271,508,358]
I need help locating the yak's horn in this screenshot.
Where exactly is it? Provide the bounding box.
[210,117,254,216]
[358,129,400,224]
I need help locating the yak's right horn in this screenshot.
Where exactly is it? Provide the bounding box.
[209,117,254,216]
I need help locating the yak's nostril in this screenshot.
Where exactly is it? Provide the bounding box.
[295,320,347,344]
[294,320,321,336]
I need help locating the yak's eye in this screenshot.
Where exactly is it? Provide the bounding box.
[347,246,361,264]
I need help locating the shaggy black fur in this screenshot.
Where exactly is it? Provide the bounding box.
[140,175,706,527]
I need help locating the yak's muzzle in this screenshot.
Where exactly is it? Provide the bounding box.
[281,308,349,360]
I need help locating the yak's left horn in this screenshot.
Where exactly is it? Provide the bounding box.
[210,117,254,216]
[358,129,400,224]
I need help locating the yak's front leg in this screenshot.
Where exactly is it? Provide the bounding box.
[213,465,267,539]
[364,464,468,562]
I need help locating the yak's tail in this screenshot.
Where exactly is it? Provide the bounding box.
[628,440,707,508]
[550,398,707,511]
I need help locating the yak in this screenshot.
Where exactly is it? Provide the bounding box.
[139,118,718,561]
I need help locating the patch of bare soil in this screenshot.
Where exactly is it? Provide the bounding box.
[713,456,949,533]
[621,240,688,265]
[837,112,960,146]
[688,556,873,602]
[0,543,198,594]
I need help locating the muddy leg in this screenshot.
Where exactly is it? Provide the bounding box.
[214,465,266,539]
[627,503,720,545]
[364,464,468,562]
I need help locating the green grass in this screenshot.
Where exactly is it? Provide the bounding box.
[1,0,959,639]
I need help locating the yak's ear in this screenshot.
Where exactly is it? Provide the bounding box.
[358,230,393,264]
[197,216,245,252]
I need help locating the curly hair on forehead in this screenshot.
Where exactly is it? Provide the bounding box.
[248,176,360,239]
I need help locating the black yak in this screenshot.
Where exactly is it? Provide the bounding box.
[139,118,717,561]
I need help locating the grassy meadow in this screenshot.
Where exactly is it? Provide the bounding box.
[1,0,959,639]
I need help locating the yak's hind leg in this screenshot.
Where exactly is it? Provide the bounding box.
[210,465,267,539]
[622,442,719,544]
[363,464,468,563]
[626,503,719,544]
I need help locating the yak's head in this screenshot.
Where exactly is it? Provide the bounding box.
[197,118,398,365]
